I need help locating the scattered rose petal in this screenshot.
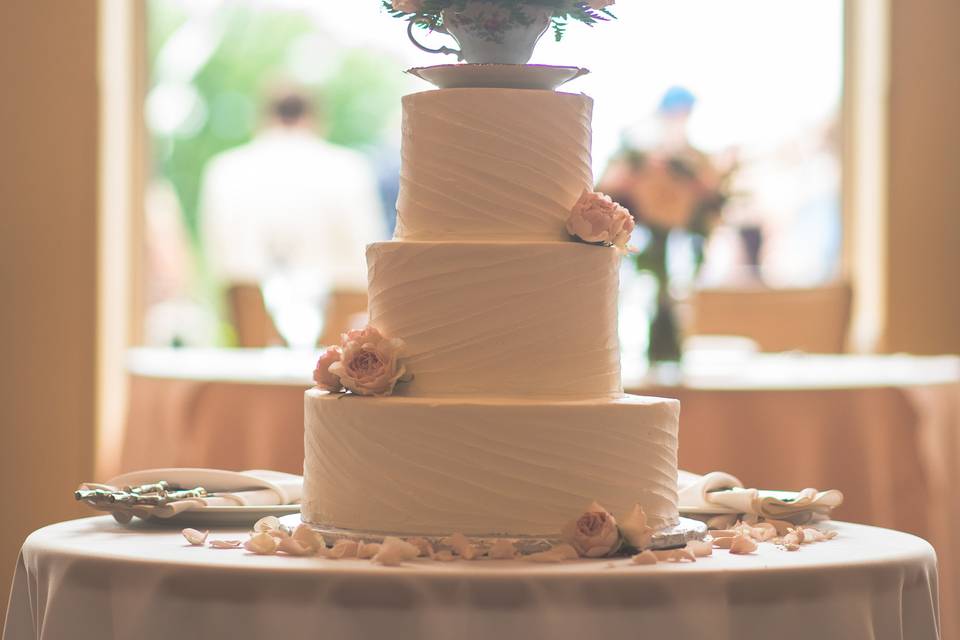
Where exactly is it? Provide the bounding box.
[209,539,242,549]
[729,535,758,555]
[328,539,359,559]
[803,528,826,542]
[710,529,737,539]
[619,504,654,549]
[654,548,696,563]
[358,542,381,559]
[782,531,802,547]
[406,537,434,558]
[244,531,279,555]
[788,527,806,544]
[686,540,713,557]
[764,519,794,536]
[372,545,406,566]
[751,523,778,541]
[442,533,470,555]
[712,537,735,549]
[488,539,517,560]
[373,537,420,566]
[182,528,208,546]
[433,550,456,562]
[292,524,326,553]
[277,537,313,556]
[707,514,739,530]
[631,550,658,565]
[254,516,281,533]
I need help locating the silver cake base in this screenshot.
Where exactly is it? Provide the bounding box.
[279,514,706,555]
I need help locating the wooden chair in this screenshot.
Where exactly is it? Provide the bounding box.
[225,283,368,348]
[689,282,853,353]
[225,284,284,348]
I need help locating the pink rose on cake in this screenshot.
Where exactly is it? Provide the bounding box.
[328,326,407,397]
[561,501,622,557]
[391,0,423,12]
[312,346,344,393]
[566,190,635,249]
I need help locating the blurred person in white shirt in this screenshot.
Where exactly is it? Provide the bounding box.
[200,87,387,296]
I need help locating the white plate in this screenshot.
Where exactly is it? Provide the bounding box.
[101,468,302,527]
[407,64,589,91]
[169,504,300,527]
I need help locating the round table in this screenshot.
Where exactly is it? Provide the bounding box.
[4,517,939,640]
[120,349,960,638]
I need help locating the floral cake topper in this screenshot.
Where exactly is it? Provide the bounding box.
[385,1,616,41]
[313,326,408,397]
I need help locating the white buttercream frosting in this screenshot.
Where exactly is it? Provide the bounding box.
[367,240,622,398]
[301,86,682,542]
[303,389,680,537]
[396,88,593,241]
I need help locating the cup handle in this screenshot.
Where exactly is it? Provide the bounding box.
[407,19,463,61]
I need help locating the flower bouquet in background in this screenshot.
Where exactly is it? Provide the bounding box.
[384,0,616,63]
[599,89,736,365]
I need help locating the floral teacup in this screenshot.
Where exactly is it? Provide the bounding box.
[408,1,552,65]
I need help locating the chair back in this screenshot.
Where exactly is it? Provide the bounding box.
[689,282,853,353]
[225,284,284,348]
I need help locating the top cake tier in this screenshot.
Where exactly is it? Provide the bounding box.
[396,88,593,241]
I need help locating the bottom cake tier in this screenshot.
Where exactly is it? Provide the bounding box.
[303,389,680,538]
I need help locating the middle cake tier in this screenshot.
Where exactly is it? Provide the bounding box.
[367,240,622,398]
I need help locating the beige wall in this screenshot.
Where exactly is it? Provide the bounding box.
[885,0,960,354]
[0,0,99,624]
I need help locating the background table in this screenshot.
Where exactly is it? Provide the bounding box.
[121,348,960,638]
[4,517,939,640]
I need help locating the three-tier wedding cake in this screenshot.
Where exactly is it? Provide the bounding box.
[302,84,680,543]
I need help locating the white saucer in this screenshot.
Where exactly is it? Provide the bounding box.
[101,468,302,527]
[169,504,300,527]
[407,64,589,91]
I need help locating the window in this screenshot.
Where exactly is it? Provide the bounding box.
[142,0,843,347]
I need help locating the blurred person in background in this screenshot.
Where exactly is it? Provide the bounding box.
[200,86,387,346]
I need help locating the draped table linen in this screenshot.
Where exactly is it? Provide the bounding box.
[4,517,939,640]
[120,349,960,637]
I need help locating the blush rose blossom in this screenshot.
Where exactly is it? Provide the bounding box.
[561,502,622,557]
[328,327,406,397]
[566,190,635,249]
[312,346,344,392]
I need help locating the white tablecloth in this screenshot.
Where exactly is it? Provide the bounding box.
[4,517,939,640]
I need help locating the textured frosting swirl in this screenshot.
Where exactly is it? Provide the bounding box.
[396,88,593,241]
[367,240,622,398]
[303,390,680,537]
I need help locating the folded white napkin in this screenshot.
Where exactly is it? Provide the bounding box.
[678,470,844,519]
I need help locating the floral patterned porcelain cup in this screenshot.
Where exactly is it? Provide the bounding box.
[408,1,552,64]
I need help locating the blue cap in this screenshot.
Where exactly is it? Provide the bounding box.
[658,86,696,115]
